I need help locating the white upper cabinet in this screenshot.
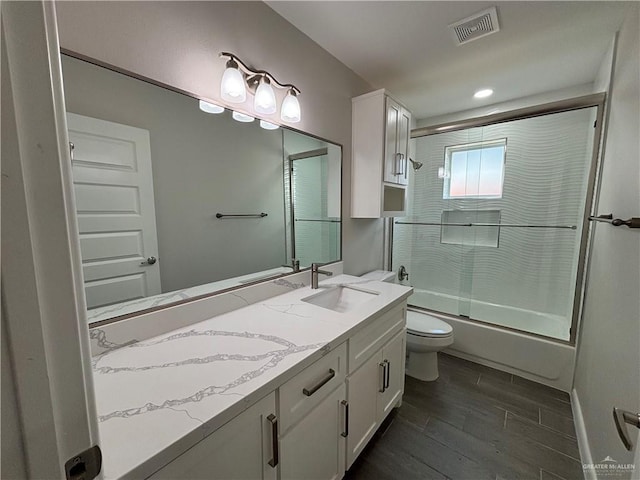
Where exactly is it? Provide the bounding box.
[351,89,412,218]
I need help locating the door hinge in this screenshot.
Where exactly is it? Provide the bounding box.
[65,445,102,480]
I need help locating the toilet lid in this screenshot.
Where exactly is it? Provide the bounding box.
[406,311,453,337]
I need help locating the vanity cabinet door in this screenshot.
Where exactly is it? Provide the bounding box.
[377,329,406,420]
[280,383,347,480]
[345,352,383,468]
[148,392,277,480]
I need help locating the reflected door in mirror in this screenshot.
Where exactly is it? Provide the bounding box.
[68,113,161,308]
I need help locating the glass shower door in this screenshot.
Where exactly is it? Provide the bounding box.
[393,104,599,342]
[464,108,597,341]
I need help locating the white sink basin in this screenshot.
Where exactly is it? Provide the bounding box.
[302,285,379,313]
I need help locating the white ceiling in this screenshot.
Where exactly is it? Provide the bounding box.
[266,1,629,119]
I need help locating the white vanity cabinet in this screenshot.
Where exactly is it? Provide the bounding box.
[351,89,412,218]
[148,392,278,480]
[345,304,407,468]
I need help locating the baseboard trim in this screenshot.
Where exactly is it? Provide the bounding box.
[572,388,595,480]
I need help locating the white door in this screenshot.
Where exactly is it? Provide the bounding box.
[280,384,347,480]
[67,112,161,309]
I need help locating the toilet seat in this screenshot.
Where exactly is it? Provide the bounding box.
[407,311,453,338]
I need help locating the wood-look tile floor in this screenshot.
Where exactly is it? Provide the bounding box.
[345,353,582,480]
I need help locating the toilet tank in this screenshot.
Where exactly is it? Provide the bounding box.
[360,270,396,283]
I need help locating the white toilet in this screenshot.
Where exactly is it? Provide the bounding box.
[360,270,454,381]
[405,310,453,381]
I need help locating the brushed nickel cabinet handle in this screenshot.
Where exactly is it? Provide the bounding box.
[267,414,279,467]
[302,368,335,397]
[341,400,349,438]
[384,360,391,390]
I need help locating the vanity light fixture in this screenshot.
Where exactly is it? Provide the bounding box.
[199,100,225,114]
[219,52,301,123]
[232,111,255,123]
[474,88,494,99]
[259,120,279,130]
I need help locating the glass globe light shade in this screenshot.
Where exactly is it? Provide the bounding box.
[280,90,301,123]
[254,77,277,115]
[220,60,246,103]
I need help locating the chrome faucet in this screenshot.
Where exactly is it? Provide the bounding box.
[282,258,301,272]
[311,263,333,289]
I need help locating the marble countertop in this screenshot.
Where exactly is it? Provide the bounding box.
[93,274,412,479]
[87,266,293,323]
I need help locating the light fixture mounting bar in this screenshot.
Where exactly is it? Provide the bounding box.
[220,52,300,94]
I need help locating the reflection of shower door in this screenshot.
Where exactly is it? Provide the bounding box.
[289,148,340,268]
[67,113,161,309]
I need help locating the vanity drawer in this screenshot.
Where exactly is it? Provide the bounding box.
[348,303,405,373]
[279,342,347,433]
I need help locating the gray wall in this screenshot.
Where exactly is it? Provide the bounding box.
[573,3,640,471]
[62,55,287,292]
[55,1,381,276]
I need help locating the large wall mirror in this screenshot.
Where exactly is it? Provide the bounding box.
[60,53,342,325]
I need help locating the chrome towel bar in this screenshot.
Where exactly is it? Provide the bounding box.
[395,221,577,230]
[215,212,268,219]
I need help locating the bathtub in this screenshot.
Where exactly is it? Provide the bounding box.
[409,289,570,340]
[407,289,576,392]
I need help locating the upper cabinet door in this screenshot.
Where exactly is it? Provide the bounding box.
[383,98,400,183]
[397,109,410,186]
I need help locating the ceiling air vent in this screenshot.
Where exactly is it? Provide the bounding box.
[449,6,500,45]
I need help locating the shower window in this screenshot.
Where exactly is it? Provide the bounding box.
[443,138,506,199]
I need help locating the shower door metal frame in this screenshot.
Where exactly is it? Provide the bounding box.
[390,93,607,345]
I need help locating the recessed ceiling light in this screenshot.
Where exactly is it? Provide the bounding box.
[474,89,494,99]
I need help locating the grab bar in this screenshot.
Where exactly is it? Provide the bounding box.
[395,221,577,230]
[216,213,268,219]
[589,214,640,229]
